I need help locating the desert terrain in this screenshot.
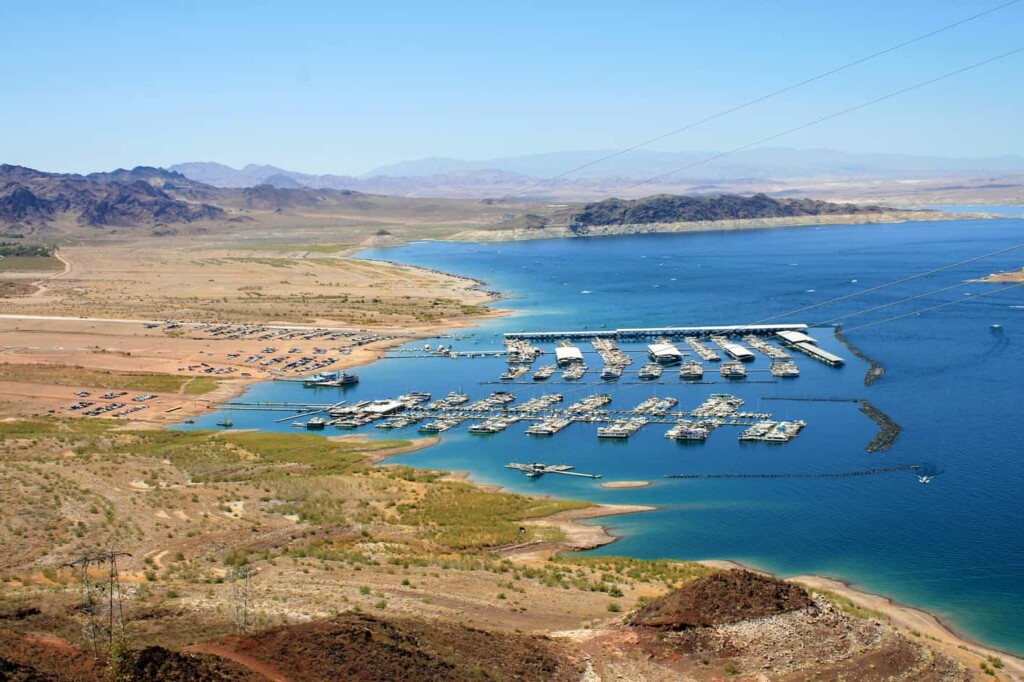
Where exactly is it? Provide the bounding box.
[0,196,1021,680]
[1,417,1019,680]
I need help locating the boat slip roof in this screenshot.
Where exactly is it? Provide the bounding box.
[648,343,682,357]
[554,346,584,362]
[776,330,817,344]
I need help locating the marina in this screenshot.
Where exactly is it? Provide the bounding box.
[340,219,1024,656]
[220,389,791,445]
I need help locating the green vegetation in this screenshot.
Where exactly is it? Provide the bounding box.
[0,242,59,271]
[0,242,53,257]
[551,556,716,589]
[398,483,587,549]
[0,363,220,394]
[0,255,62,272]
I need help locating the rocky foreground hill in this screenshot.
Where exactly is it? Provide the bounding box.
[0,571,983,680]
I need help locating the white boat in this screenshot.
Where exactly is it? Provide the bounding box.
[679,360,704,380]
[719,361,747,379]
[638,363,663,380]
[600,365,623,381]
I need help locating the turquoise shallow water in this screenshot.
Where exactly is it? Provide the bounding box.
[183,217,1024,655]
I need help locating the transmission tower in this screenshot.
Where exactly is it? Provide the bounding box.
[229,565,255,633]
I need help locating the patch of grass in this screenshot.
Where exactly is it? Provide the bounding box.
[0,363,217,394]
[0,417,117,439]
[399,482,588,549]
[0,255,62,272]
[552,556,716,588]
[182,376,221,395]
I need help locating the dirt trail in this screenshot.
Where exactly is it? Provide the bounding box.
[27,250,71,297]
[186,642,283,681]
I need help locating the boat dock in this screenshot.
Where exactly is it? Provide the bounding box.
[505,462,603,479]
[504,323,808,343]
[222,390,799,444]
[775,330,845,366]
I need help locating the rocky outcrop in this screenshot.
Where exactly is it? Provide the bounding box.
[0,165,224,228]
[630,570,814,630]
[569,193,891,232]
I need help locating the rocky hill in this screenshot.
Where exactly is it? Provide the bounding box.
[629,570,813,630]
[568,193,891,233]
[0,165,224,230]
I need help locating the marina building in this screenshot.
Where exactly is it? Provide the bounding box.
[554,344,584,366]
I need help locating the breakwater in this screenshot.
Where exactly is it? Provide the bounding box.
[665,465,920,480]
[859,400,902,452]
[834,325,885,386]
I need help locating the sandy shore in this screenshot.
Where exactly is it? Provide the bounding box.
[599,480,651,489]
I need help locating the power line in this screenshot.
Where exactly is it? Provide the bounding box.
[813,281,973,326]
[618,46,1024,194]
[839,282,1023,333]
[501,0,1021,199]
[754,241,1024,324]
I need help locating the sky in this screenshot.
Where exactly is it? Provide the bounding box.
[1,0,1021,175]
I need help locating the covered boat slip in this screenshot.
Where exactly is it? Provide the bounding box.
[554,345,585,365]
[647,342,683,365]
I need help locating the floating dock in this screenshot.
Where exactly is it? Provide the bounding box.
[790,341,845,366]
[506,462,602,479]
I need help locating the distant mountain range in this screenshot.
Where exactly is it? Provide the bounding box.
[166,149,1024,200]
[362,148,1024,179]
[0,165,368,232]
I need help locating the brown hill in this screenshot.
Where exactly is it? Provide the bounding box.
[630,569,813,630]
[196,613,582,682]
[0,164,224,230]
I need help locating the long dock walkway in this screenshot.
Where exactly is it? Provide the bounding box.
[504,324,807,342]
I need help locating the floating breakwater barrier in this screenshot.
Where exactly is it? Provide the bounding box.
[665,465,922,480]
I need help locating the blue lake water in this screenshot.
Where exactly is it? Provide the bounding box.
[183,218,1024,655]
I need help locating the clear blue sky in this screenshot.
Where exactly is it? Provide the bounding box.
[1,0,1021,175]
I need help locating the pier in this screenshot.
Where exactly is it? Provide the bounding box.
[504,323,808,343]
[505,462,603,479]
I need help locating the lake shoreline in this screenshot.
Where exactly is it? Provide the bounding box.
[196,226,1024,661]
